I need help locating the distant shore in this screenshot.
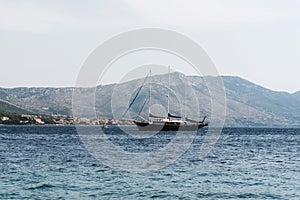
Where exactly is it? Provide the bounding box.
[0,113,135,126]
[0,124,299,128]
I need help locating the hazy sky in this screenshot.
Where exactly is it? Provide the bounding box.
[0,0,299,93]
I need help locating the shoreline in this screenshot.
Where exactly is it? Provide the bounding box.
[0,124,299,129]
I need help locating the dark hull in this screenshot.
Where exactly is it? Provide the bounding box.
[133,121,207,131]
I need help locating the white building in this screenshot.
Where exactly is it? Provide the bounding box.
[1,116,9,121]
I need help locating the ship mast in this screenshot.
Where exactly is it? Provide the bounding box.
[184,77,186,119]
[167,66,170,115]
[148,69,151,122]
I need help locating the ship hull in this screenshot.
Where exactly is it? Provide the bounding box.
[133,121,207,131]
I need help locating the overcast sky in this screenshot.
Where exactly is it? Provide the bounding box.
[0,0,299,93]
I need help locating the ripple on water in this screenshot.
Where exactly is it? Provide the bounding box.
[0,126,299,199]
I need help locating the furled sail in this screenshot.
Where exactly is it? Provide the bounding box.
[149,113,165,118]
[168,113,181,119]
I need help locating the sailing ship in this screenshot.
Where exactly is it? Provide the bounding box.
[126,67,208,131]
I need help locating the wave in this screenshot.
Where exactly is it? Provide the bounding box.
[26,183,55,190]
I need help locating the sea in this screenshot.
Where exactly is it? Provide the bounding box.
[0,126,299,199]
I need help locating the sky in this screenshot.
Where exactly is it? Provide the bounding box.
[0,0,299,93]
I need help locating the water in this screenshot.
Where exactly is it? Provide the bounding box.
[0,126,299,199]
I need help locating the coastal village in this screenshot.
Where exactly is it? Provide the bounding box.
[0,113,133,125]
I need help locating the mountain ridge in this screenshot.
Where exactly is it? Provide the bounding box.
[0,75,298,94]
[0,74,299,127]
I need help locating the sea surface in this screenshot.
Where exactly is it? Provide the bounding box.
[0,126,299,199]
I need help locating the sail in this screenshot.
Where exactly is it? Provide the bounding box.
[122,72,150,117]
[168,113,181,119]
[149,113,165,118]
[186,116,207,123]
[135,97,148,119]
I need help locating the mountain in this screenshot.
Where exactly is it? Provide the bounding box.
[292,91,300,101]
[0,74,299,127]
[220,76,299,126]
[0,87,73,116]
[0,99,32,114]
[0,99,33,124]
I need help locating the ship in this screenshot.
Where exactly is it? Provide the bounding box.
[126,67,208,131]
[133,114,207,131]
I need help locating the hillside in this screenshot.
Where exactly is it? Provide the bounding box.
[0,74,299,127]
[0,99,32,115]
[0,99,34,124]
